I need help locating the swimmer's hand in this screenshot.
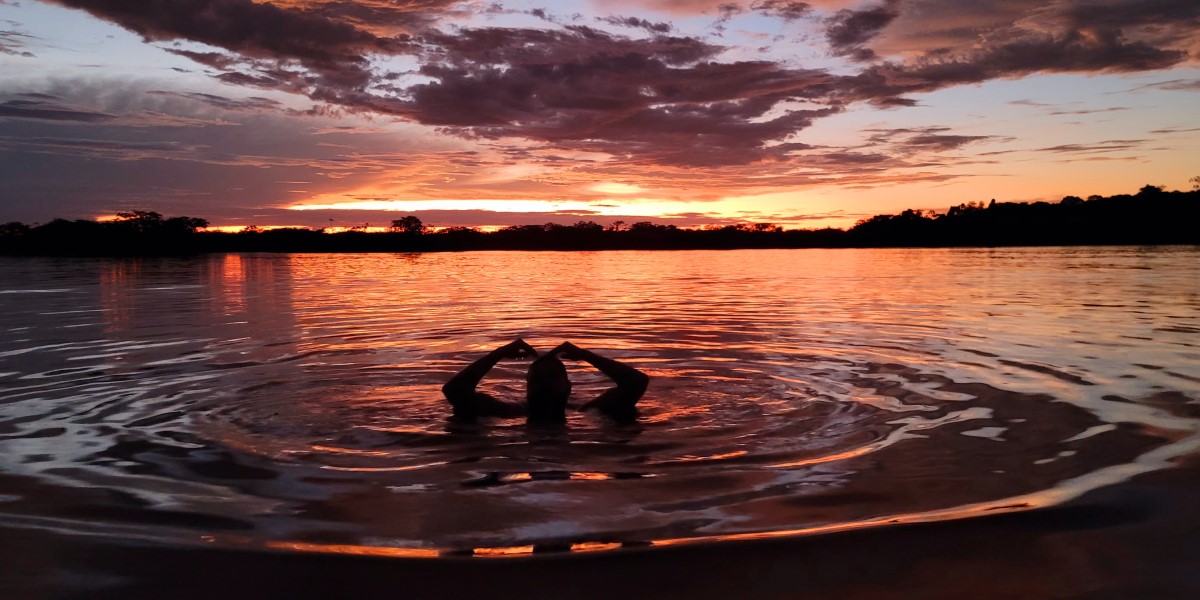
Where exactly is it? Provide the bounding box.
[549,341,583,360]
[499,338,539,360]
[551,342,649,421]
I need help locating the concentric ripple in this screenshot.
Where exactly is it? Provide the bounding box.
[0,248,1197,556]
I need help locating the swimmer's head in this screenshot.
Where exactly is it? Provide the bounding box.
[526,355,570,421]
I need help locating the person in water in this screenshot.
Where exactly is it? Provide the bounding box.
[442,339,649,424]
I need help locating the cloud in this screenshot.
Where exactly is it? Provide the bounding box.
[0,96,115,122]
[0,75,475,223]
[598,1,848,17]
[1032,139,1147,154]
[1125,78,1200,92]
[46,0,424,109]
[0,135,204,159]
[901,134,994,151]
[1,26,37,57]
[822,0,1199,103]
[146,90,285,112]
[863,126,1000,152]
[1008,99,1129,115]
[597,15,672,33]
[843,29,1185,106]
[750,1,812,21]
[1008,99,1055,108]
[402,26,841,165]
[1047,106,1128,116]
[0,83,272,128]
[162,48,240,70]
[825,0,901,61]
[47,0,410,62]
[33,0,1200,171]
[1148,126,1200,134]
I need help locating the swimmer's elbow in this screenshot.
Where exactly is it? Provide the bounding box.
[442,381,469,403]
[625,371,650,398]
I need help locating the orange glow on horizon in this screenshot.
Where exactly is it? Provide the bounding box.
[201,225,316,233]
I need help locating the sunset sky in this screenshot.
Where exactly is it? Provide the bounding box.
[1,0,1197,230]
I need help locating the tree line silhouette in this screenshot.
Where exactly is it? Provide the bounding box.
[2,185,1197,256]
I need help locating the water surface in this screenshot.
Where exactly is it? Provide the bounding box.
[1,248,1198,558]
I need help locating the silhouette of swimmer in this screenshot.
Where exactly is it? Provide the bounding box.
[442,339,649,424]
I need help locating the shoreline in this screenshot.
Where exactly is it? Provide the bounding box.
[5,457,1199,599]
[2,241,1199,259]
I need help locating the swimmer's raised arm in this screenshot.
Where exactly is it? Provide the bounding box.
[442,339,536,419]
[553,342,648,422]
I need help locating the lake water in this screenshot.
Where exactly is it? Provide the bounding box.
[1,248,1198,572]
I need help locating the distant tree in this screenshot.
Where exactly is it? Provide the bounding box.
[110,211,206,236]
[164,216,208,233]
[114,210,165,232]
[1060,196,1084,206]
[608,220,625,232]
[946,201,987,217]
[0,222,31,237]
[240,225,262,234]
[1190,175,1199,191]
[390,215,425,234]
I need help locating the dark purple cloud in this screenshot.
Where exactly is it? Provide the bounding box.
[598,15,673,33]
[163,48,240,70]
[46,0,423,109]
[146,90,283,112]
[825,0,900,61]
[0,135,204,158]
[48,0,408,62]
[406,28,840,165]
[0,97,115,122]
[862,126,1001,153]
[35,0,1200,169]
[750,1,812,21]
[1050,0,1200,39]
[902,134,994,151]
[843,30,1184,106]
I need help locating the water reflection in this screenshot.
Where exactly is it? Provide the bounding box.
[0,248,1197,557]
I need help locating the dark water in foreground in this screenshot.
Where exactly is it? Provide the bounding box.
[1,248,1198,594]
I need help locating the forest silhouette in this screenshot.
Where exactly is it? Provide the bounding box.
[2,185,1197,256]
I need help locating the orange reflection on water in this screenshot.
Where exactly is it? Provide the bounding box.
[648,498,1045,549]
[99,261,140,333]
[266,541,440,558]
[569,472,617,481]
[209,254,247,316]
[570,542,624,553]
[766,444,878,469]
[258,496,1049,561]
[650,450,748,464]
[473,545,536,557]
[309,444,390,457]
